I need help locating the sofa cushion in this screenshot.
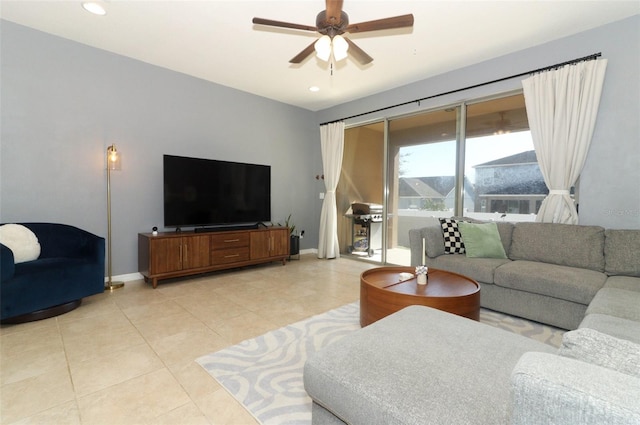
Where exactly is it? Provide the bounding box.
[423,226,445,258]
[559,328,640,378]
[439,218,465,254]
[495,222,515,254]
[580,314,640,344]
[426,254,510,284]
[494,260,606,305]
[13,257,90,277]
[508,222,605,272]
[458,221,507,259]
[0,224,41,263]
[604,275,640,292]
[586,288,640,321]
[604,229,640,277]
[511,352,640,425]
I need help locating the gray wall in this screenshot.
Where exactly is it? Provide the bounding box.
[1,21,322,276]
[317,15,640,230]
[2,15,638,280]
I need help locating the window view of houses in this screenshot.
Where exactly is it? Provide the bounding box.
[399,130,550,222]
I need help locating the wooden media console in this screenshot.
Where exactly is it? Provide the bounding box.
[138,227,289,288]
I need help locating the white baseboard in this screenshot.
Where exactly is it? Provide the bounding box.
[104,272,144,283]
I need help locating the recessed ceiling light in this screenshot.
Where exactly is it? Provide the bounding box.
[82,2,107,16]
[309,86,320,92]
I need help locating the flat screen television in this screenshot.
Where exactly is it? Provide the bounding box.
[163,154,271,228]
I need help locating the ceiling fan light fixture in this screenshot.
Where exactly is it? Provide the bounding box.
[81,1,107,16]
[332,35,349,61]
[493,112,511,135]
[314,35,332,61]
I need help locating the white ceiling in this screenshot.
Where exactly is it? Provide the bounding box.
[1,1,638,111]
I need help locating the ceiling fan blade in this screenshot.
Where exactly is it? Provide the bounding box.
[290,40,318,64]
[345,14,414,33]
[345,38,373,65]
[252,17,317,32]
[325,0,344,23]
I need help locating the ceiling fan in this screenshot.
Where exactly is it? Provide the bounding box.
[484,112,518,135]
[252,0,414,65]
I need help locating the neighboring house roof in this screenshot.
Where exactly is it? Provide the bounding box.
[420,176,456,195]
[474,150,538,167]
[399,176,476,198]
[444,177,476,199]
[399,178,445,198]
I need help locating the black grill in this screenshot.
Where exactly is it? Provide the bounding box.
[347,203,383,256]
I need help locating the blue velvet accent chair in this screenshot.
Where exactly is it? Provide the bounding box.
[1,223,105,323]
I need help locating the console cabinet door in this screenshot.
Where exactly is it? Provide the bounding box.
[270,228,289,257]
[149,235,210,274]
[250,231,270,260]
[150,238,183,274]
[183,235,210,269]
[250,229,289,260]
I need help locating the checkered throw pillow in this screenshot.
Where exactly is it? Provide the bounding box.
[439,218,465,254]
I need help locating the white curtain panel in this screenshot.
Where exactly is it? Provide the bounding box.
[522,59,607,224]
[317,122,345,259]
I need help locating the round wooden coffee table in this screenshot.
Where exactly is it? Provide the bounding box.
[360,266,480,326]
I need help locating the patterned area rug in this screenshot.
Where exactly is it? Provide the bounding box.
[196,303,564,425]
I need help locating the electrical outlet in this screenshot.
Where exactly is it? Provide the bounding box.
[300,230,305,239]
[319,192,325,199]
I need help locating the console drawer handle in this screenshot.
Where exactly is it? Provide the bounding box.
[224,239,240,243]
[224,254,240,258]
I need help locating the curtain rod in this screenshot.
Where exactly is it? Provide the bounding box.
[320,52,602,126]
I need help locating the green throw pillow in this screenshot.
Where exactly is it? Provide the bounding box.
[458,222,507,259]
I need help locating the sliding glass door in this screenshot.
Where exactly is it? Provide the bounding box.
[340,92,537,265]
[387,108,459,265]
[337,122,385,260]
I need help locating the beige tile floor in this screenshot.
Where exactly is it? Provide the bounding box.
[0,255,376,425]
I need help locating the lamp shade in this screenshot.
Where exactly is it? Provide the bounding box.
[107,144,121,171]
[332,35,349,61]
[314,35,331,61]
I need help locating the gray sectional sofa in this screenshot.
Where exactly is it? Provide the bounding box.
[408,219,640,331]
[303,220,640,424]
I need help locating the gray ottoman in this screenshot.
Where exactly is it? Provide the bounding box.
[303,306,555,425]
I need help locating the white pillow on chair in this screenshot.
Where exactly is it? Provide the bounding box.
[0,224,41,263]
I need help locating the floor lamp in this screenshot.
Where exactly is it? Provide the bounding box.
[106,144,124,290]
